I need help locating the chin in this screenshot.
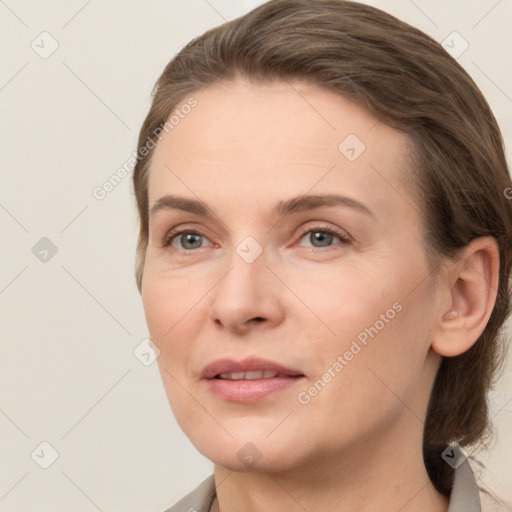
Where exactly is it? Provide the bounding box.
[208,450,301,474]
[185,426,306,474]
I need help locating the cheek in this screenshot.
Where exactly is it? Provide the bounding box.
[284,259,395,340]
[289,264,431,418]
[142,272,206,418]
[141,271,202,398]
[293,309,426,451]
[141,266,205,341]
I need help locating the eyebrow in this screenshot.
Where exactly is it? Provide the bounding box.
[150,193,374,221]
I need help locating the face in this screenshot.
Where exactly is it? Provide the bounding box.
[141,78,445,473]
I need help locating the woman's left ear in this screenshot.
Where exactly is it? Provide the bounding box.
[431,236,500,357]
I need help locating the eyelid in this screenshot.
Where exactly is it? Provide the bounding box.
[295,222,352,243]
[161,224,214,249]
[161,221,352,251]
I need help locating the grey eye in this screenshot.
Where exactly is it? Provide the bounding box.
[300,230,341,248]
[177,233,204,250]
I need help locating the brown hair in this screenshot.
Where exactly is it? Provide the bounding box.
[132,0,512,495]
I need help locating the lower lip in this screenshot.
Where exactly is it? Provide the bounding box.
[204,376,305,402]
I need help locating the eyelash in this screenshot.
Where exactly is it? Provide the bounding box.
[161,224,351,253]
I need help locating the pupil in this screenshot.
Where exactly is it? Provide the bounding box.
[182,233,202,249]
[311,231,332,247]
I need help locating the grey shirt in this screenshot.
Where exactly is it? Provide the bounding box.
[162,459,502,512]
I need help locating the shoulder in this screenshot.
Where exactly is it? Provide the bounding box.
[160,474,216,512]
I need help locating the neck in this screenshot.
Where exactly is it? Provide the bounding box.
[212,414,449,512]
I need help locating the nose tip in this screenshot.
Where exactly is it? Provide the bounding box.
[214,314,267,336]
[208,254,284,334]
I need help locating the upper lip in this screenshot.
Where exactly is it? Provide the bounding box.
[200,357,305,379]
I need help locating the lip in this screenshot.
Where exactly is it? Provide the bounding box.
[201,357,306,403]
[200,357,304,380]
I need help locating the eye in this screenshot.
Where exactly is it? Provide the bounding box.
[162,229,212,251]
[297,224,351,249]
[161,224,351,253]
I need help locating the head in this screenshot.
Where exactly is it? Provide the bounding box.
[132,0,512,495]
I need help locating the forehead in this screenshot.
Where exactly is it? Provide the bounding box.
[147,78,416,226]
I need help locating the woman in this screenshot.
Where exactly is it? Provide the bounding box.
[131,1,512,510]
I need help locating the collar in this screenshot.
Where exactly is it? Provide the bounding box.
[447,459,481,511]
[163,459,481,512]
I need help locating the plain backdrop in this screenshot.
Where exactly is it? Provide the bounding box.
[1,1,511,510]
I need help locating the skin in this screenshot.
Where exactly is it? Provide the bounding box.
[141,78,499,512]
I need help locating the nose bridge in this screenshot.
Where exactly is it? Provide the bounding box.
[216,237,268,305]
[209,233,282,330]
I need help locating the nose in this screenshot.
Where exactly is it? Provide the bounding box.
[208,246,285,335]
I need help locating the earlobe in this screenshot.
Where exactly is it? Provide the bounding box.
[432,236,499,358]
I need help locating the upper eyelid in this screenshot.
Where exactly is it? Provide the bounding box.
[164,222,350,248]
[163,222,345,238]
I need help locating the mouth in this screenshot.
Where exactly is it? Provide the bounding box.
[201,357,306,402]
[201,356,305,380]
[213,370,302,380]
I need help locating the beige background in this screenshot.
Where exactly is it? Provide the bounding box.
[1,0,511,510]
